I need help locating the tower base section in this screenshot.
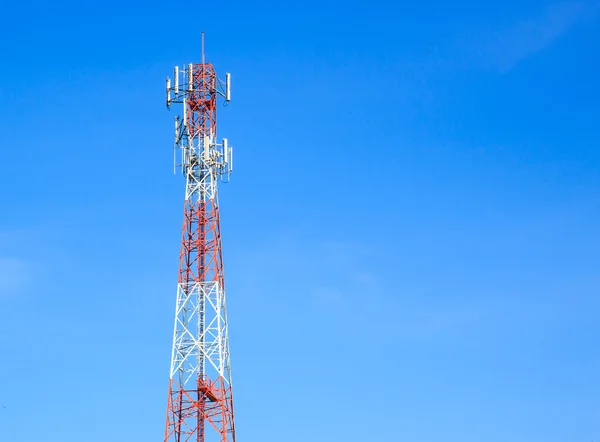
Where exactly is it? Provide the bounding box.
[164,377,235,442]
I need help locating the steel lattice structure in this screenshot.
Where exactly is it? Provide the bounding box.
[163,37,236,442]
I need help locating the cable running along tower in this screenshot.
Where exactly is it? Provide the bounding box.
[163,35,236,442]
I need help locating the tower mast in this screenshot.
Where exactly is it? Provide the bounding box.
[164,38,235,442]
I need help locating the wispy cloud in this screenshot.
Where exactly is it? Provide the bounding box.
[377,297,497,341]
[0,230,35,299]
[458,1,598,72]
[234,228,492,341]
[0,256,29,298]
[235,229,379,305]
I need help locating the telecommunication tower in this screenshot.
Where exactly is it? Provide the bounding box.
[163,34,236,442]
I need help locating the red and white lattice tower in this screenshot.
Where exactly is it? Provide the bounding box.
[163,35,236,442]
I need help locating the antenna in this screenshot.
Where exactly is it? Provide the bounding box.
[183,97,187,127]
[188,64,193,92]
[203,135,210,162]
[225,73,231,102]
[166,77,171,107]
[174,117,179,174]
[202,32,205,65]
[174,66,179,95]
[223,138,229,164]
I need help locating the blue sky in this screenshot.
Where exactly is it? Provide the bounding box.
[1,0,599,440]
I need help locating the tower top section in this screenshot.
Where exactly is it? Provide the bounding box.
[165,34,230,110]
[165,36,233,184]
